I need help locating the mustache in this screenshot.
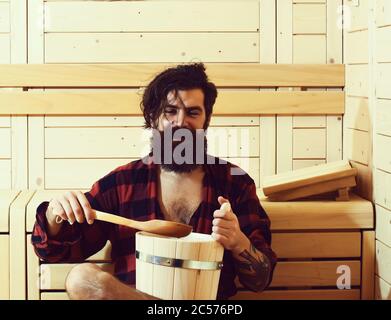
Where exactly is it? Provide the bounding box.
[149,127,208,166]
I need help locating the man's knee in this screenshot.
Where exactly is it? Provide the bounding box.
[65,263,109,300]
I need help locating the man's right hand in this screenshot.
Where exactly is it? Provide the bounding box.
[45,191,95,237]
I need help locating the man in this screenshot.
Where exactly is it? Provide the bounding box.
[32,63,277,300]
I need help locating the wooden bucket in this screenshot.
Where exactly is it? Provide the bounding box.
[135,231,224,300]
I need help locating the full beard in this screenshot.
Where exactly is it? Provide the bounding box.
[149,127,208,173]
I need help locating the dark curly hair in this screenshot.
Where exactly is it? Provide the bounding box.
[140,63,218,130]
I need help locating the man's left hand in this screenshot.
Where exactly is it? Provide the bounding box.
[211,196,250,255]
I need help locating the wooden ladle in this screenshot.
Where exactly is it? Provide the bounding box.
[94,210,193,238]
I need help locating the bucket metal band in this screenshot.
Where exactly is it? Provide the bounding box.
[136,250,223,270]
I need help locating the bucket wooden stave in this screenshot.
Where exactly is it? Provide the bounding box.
[136,231,224,300]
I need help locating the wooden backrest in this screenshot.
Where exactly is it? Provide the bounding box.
[0,64,344,115]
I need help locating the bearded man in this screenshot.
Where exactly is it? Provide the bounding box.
[31,63,277,300]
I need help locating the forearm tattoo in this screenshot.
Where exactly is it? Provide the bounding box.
[234,243,271,292]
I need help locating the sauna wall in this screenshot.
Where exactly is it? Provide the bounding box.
[344,0,391,299]
[0,0,344,191]
[0,0,27,188]
[373,0,391,300]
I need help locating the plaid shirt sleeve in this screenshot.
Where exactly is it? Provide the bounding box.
[31,172,118,263]
[233,179,277,288]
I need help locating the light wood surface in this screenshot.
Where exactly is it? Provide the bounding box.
[40,263,113,290]
[94,210,192,238]
[0,189,20,232]
[273,232,361,258]
[0,91,344,115]
[259,192,374,230]
[26,234,40,300]
[361,231,375,299]
[375,276,391,300]
[136,232,224,300]
[231,289,360,300]
[236,260,361,288]
[0,64,345,87]
[375,240,391,285]
[44,1,259,33]
[265,176,357,201]
[263,160,356,194]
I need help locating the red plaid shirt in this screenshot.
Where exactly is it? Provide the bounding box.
[32,154,277,299]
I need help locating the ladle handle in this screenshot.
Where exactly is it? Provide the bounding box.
[94,210,141,230]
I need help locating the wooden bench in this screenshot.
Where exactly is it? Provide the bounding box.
[9,189,372,300]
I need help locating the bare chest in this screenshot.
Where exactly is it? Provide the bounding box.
[157,172,204,224]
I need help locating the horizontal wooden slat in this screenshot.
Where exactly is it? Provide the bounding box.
[43,116,259,127]
[259,192,374,230]
[44,126,260,158]
[45,127,147,158]
[345,96,370,131]
[376,134,391,172]
[374,169,391,211]
[293,116,326,128]
[40,263,113,290]
[0,64,345,87]
[346,64,369,97]
[376,99,391,136]
[262,160,355,194]
[345,129,370,165]
[292,159,326,170]
[293,3,326,34]
[45,159,135,190]
[293,128,326,158]
[345,30,369,64]
[346,0,369,32]
[376,0,391,28]
[42,288,362,301]
[273,232,361,258]
[376,27,391,63]
[45,33,259,63]
[45,1,259,32]
[376,64,391,99]
[293,35,326,64]
[231,289,360,300]
[44,157,260,190]
[238,261,361,288]
[0,91,345,115]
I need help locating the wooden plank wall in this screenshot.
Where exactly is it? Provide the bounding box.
[20,0,343,191]
[344,0,391,300]
[344,0,373,201]
[0,0,27,189]
[0,0,12,188]
[374,0,391,300]
[276,0,343,174]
